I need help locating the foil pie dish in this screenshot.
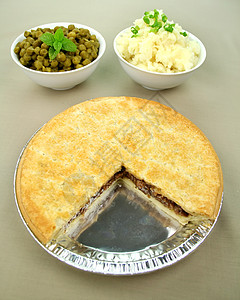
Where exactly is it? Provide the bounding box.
[14,130,223,275]
[14,97,223,275]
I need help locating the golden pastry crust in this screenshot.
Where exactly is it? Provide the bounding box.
[16,97,223,244]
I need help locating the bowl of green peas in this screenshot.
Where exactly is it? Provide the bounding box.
[11,22,106,90]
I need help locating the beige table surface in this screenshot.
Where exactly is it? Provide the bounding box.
[1,0,240,299]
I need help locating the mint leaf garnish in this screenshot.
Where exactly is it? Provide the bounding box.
[39,32,54,46]
[53,40,62,53]
[40,27,77,60]
[62,38,77,52]
[54,28,64,42]
[49,46,58,60]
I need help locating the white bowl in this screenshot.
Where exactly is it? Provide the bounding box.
[11,22,106,90]
[113,28,206,90]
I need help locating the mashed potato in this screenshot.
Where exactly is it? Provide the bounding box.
[116,9,201,73]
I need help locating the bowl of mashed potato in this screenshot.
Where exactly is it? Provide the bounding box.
[113,9,206,90]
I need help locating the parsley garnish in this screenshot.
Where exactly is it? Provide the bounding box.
[131,9,188,38]
[144,9,162,31]
[161,13,168,23]
[180,31,188,37]
[40,28,77,60]
[143,15,150,25]
[131,25,140,37]
[163,23,175,33]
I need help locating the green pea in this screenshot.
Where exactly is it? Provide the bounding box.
[24,42,30,49]
[72,56,81,65]
[45,67,52,72]
[35,30,43,38]
[68,31,76,38]
[14,46,20,54]
[80,50,88,59]
[68,24,75,31]
[34,47,41,55]
[23,53,31,62]
[34,60,43,70]
[20,41,25,48]
[82,58,91,66]
[91,50,97,59]
[20,57,27,66]
[84,41,92,48]
[41,43,49,49]
[43,59,49,67]
[90,35,97,40]
[78,44,86,51]
[56,52,66,62]
[43,28,51,33]
[75,64,83,69]
[20,48,26,57]
[26,37,35,44]
[32,39,41,48]
[37,55,44,62]
[26,46,34,55]
[63,66,71,71]
[51,60,58,68]
[63,57,72,67]
[31,54,37,61]
[24,31,30,38]
[40,48,48,57]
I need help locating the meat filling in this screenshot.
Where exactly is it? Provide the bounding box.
[124,170,189,217]
[76,166,189,218]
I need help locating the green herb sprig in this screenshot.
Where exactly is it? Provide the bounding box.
[163,23,175,33]
[131,9,188,38]
[40,28,77,60]
[131,25,140,37]
[180,31,188,37]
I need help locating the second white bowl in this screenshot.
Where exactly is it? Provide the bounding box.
[114,28,206,90]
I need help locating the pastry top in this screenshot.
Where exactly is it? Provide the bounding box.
[16,97,223,244]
